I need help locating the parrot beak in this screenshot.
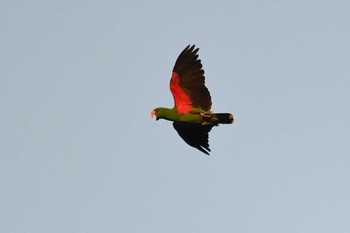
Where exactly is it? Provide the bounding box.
[151,110,159,120]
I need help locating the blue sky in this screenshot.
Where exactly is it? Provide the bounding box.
[1,1,350,232]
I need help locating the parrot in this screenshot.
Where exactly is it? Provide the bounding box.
[151,45,234,155]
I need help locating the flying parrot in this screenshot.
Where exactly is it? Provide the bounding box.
[151,45,234,155]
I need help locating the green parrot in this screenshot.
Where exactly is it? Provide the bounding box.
[151,45,234,155]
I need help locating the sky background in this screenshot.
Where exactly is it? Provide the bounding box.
[1,1,350,232]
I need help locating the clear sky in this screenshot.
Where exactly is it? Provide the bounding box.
[1,1,350,232]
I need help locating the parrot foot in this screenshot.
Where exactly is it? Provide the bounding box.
[200,112,212,118]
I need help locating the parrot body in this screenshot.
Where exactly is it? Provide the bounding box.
[151,45,234,155]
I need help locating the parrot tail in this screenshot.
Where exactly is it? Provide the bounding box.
[214,113,234,124]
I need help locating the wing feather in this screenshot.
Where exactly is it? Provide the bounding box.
[170,45,212,113]
[173,122,213,155]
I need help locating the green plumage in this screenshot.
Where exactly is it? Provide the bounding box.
[153,107,232,125]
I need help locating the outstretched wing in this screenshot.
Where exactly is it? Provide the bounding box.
[173,122,213,155]
[170,45,212,113]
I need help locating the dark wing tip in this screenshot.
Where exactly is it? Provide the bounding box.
[173,44,199,72]
[197,145,211,155]
[173,122,213,155]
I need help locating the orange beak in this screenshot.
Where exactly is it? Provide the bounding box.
[151,110,155,119]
